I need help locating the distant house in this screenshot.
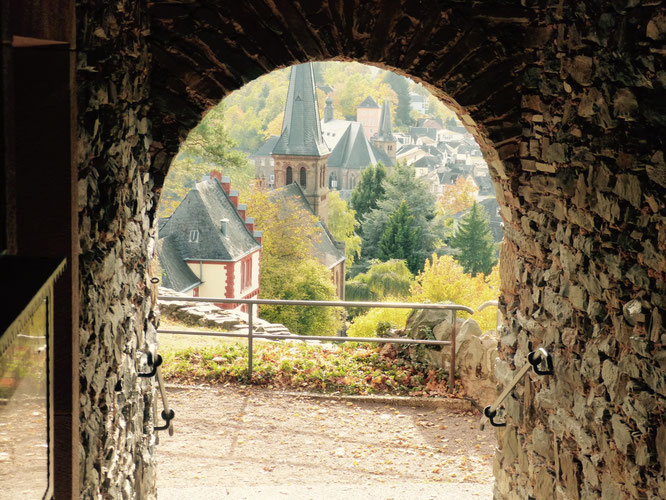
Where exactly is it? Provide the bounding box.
[356,95,381,139]
[157,174,262,314]
[409,93,428,115]
[249,135,279,189]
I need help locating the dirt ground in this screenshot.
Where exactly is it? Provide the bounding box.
[156,385,496,499]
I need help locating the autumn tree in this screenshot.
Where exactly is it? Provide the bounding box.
[377,201,422,274]
[437,176,479,217]
[449,202,497,277]
[243,188,342,335]
[159,105,253,217]
[327,191,362,266]
[349,163,387,225]
[411,254,499,332]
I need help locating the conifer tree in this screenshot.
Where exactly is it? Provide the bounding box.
[377,200,422,274]
[350,163,387,224]
[449,202,497,277]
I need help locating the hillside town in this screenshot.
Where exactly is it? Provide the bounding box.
[157,62,500,322]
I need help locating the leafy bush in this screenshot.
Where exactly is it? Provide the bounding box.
[411,254,499,332]
[347,305,411,338]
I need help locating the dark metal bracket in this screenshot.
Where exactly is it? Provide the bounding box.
[484,405,506,427]
[154,409,175,431]
[480,347,554,430]
[528,347,553,376]
[138,352,163,378]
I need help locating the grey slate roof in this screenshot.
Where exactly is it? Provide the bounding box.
[358,95,380,108]
[412,155,441,170]
[373,99,395,142]
[272,63,330,157]
[251,135,279,157]
[323,120,393,170]
[269,183,345,269]
[158,179,260,261]
[156,235,202,293]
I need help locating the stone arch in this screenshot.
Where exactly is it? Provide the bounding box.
[140,3,666,500]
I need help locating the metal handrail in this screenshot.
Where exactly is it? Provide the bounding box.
[480,347,553,430]
[157,295,475,391]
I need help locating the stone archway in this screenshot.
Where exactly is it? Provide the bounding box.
[69,1,666,498]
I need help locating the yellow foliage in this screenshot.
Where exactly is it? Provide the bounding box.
[437,176,479,217]
[347,303,411,338]
[411,254,499,332]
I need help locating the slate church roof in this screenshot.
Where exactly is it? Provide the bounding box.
[323,120,392,170]
[357,95,380,108]
[268,183,345,269]
[158,179,260,262]
[372,99,395,142]
[272,63,330,157]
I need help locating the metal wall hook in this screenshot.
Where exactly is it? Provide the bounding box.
[480,347,554,430]
[138,352,163,378]
[528,347,553,376]
[154,409,175,431]
[483,406,506,427]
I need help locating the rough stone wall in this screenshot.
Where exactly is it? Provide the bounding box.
[76,1,158,498]
[493,2,666,499]
[71,0,666,498]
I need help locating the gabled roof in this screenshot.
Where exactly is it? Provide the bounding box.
[269,183,345,269]
[373,99,394,142]
[324,120,393,170]
[272,63,330,157]
[159,179,260,261]
[412,155,441,169]
[251,135,279,157]
[156,235,202,293]
[358,95,380,108]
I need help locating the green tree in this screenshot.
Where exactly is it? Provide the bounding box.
[327,191,362,266]
[377,201,422,274]
[360,161,443,272]
[159,105,253,217]
[449,202,497,277]
[382,72,413,128]
[350,163,387,224]
[244,188,342,336]
[346,259,414,301]
[259,259,342,336]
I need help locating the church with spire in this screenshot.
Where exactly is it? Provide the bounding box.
[271,63,331,224]
[256,62,403,201]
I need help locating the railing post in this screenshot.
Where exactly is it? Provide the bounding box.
[247,303,254,380]
[449,309,457,392]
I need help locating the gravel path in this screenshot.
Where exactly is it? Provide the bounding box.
[156,385,495,499]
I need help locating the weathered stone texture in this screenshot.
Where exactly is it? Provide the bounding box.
[77,1,157,498]
[72,0,666,498]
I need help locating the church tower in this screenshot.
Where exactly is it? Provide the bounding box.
[271,63,331,224]
[370,99,397,167]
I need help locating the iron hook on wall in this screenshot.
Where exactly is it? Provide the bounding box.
[138,352,163,378]
[481,347,553,429]
[154,409,175,431]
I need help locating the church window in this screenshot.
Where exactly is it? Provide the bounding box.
[286,166,293,184]
[300,167,307,188]
[189,230,199,243]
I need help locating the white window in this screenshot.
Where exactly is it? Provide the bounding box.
[269,173,275,183]
[189,230,199,242]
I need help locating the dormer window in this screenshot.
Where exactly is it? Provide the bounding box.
[189,230,199,242]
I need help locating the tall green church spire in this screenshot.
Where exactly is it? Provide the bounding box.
[273,63,330,157]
